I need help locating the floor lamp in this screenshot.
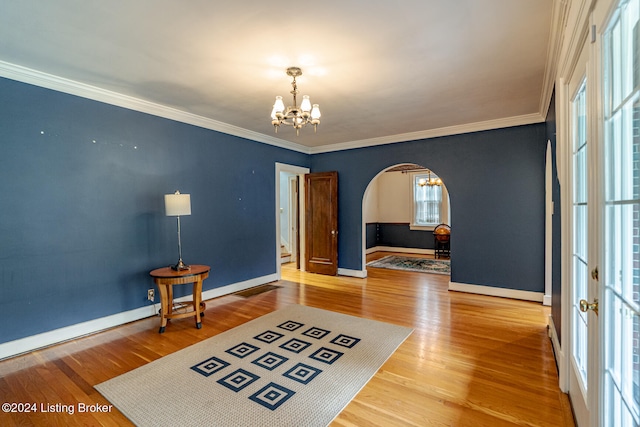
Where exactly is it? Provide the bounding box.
[165,190,191,271]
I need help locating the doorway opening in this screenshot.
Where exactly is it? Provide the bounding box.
[275,163,309,279]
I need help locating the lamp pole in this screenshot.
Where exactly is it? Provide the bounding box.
[172,215,189,271]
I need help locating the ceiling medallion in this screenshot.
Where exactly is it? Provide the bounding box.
[270,67,321,136]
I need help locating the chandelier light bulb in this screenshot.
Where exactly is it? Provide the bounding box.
[273,95,285,116]
[311,104,321,120]
[419,170,442,187]
[300,95,312,112]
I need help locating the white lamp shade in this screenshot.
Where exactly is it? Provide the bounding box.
[310,104,321,119]
[300,95,312,112]
[165,192,191,216]
[273,96,285,113]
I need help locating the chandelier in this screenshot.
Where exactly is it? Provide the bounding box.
[270,67,321,135]
[418,170,442,187]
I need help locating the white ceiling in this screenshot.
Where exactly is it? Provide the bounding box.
[0,1,555,153]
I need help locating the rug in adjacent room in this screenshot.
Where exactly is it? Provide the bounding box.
[367,255,451,274]
[95,304,412,427]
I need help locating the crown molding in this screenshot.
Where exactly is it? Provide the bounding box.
[556,0,592,81]
[0,60,311,154]
[539,0,570,118]
[309,113,545,154]
[1,60,546,156]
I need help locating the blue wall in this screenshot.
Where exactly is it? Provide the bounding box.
[0,75,549,347]
[0,77,309,344]
[367,223,436,250]
[365,223,377,249]
[311,124,547,292]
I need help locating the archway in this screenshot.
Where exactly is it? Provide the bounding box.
[361,163,451,273]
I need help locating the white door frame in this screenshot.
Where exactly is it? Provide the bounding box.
[557,9,593,427]
[567,54,592,426]
[275,162,309,279]
[288,174,298,264]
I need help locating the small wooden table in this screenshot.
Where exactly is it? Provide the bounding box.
[149,265,210,333]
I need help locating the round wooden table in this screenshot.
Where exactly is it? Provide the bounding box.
[149,265,210,333]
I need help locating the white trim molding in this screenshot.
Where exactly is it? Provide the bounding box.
[309,113,545,154]
[0,60,548,156]
[0,60,309,154]
[539,0,571,118]
[0,273,278,361]
[449,281,544,303]
[337,268,368,278]
[548,313,568,392]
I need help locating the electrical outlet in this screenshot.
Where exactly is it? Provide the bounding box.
[147,289,155,302]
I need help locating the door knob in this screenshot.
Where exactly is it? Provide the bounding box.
[579,298,599,315]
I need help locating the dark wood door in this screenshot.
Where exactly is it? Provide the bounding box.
[305,171,338,275]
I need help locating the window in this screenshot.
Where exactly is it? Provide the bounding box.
[411,171,449,229]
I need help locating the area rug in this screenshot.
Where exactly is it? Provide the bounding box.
[95,304,412,427]
[367,255,450,275]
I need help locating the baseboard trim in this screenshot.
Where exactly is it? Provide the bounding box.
[0,273,279,361]
[548,314,568,392]
[366,246,435,255]
[200,273,279,301]
[337,268,367,278]
[448,281,544,303]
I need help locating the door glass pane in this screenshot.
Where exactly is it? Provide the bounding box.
[573,80,589,387]
[603,0,640,424]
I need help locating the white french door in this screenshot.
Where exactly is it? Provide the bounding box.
[601,0,640,424]
[561,0,640,424]
[568,40,597,425]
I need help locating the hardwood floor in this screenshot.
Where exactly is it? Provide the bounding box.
[0,252,574,426]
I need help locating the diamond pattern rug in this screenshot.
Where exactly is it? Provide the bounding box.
[95,304,412,427]
[367,255,451,275]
